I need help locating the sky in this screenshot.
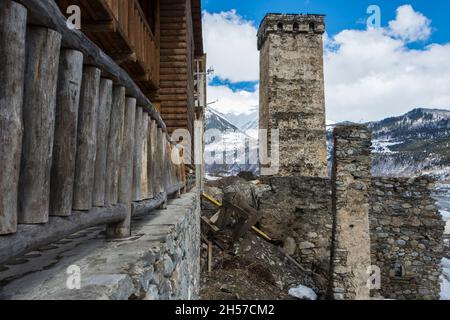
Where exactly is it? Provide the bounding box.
[201,0,450,123]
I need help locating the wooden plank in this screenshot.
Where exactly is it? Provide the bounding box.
[105,86,126,206]
[92,78,113,207]
[141,113,150,199]
[73,66,101,211]
[107,97,136,238]
[19,26,62,224]
[50,49,84,217]
[0,0,27,234]
[132,106,143,201]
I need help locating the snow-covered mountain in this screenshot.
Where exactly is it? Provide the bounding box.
[206,107,450,180]
[205,108,259,177]
[369,108,450,180]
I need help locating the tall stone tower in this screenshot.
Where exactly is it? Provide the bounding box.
[258,14,328,177]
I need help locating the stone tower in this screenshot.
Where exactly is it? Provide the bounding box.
[258,14,328,177]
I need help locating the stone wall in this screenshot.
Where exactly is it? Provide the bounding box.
[330,125,372,300]
[370,176,445,300]
[259,176,332,293]
[0,192,201,300]
[258,14,328,177]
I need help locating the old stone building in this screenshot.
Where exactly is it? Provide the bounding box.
[258,14,328,177]
[257,13,445,300]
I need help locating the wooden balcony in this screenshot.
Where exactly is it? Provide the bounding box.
[57,0,160,91]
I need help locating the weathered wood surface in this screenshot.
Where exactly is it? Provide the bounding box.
[149,120,158,196]
[73,66,101,210]
[132,193,166,218]
[50,49,84,216]
[92,78,113,207]
[19,26,62,224]
[17,0,167,132]
[141,113,150,199]
[0,1,27,234]
[0,204,127,266]
[155,128,164,194]
[132,106,143,201]
[108,98,136,237]
[105,86,126,206]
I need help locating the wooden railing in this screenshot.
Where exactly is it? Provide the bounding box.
[0,0,187,265]
[104,0,160,88]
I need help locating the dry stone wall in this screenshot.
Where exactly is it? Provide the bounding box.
[370,176,445,300]
[258,176,333,293]
[330,125,372,300]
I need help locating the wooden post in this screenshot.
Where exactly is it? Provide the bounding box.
[132,106,143,201]
[156,128,164,194]
[105,86,126,206]
[50,49,84,216]
[146,119,155,199]
[0,0,27,234]
[73,66,101,210]
[107,97,136,238]
[149,120,158,196]
[19,26,62,224]
[141,113,150,199]
[92,78,113,207]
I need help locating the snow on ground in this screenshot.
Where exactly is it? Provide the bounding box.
[372,139,403,154]
[288,285,318,300]
[441,258,450,300]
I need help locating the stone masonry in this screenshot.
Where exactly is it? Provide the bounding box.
[259,176,333,295]
[258,14,328,177]
[330,125,372,300]
[370,177,445,300]
[256,13,444,300]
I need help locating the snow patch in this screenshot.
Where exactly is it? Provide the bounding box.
[441,258,450,300]
[288,285,317,300]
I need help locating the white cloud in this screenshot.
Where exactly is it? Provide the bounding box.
[203,10,259,82]
[388,5,432,42]
[325,5,450,123]
[203,6,450,124]
[207,84,259,115]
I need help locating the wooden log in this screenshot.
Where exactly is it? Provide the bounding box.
[132,106,143,201]
[50,49,84,217]
[132,193,166,217]
[107,97,136,238]
[156,128,164,194]
[18,26,62,224]
[92,78,113,207]
[0,0,27,234]
[105,86,126,206]
[72,66,101,210]
[141,113,150,199]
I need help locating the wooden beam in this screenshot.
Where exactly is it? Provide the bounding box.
[0,0,27,234]
[17,0,167,131]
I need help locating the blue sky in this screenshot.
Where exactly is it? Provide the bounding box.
[203,0,450,44]
[201,1,450,122]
